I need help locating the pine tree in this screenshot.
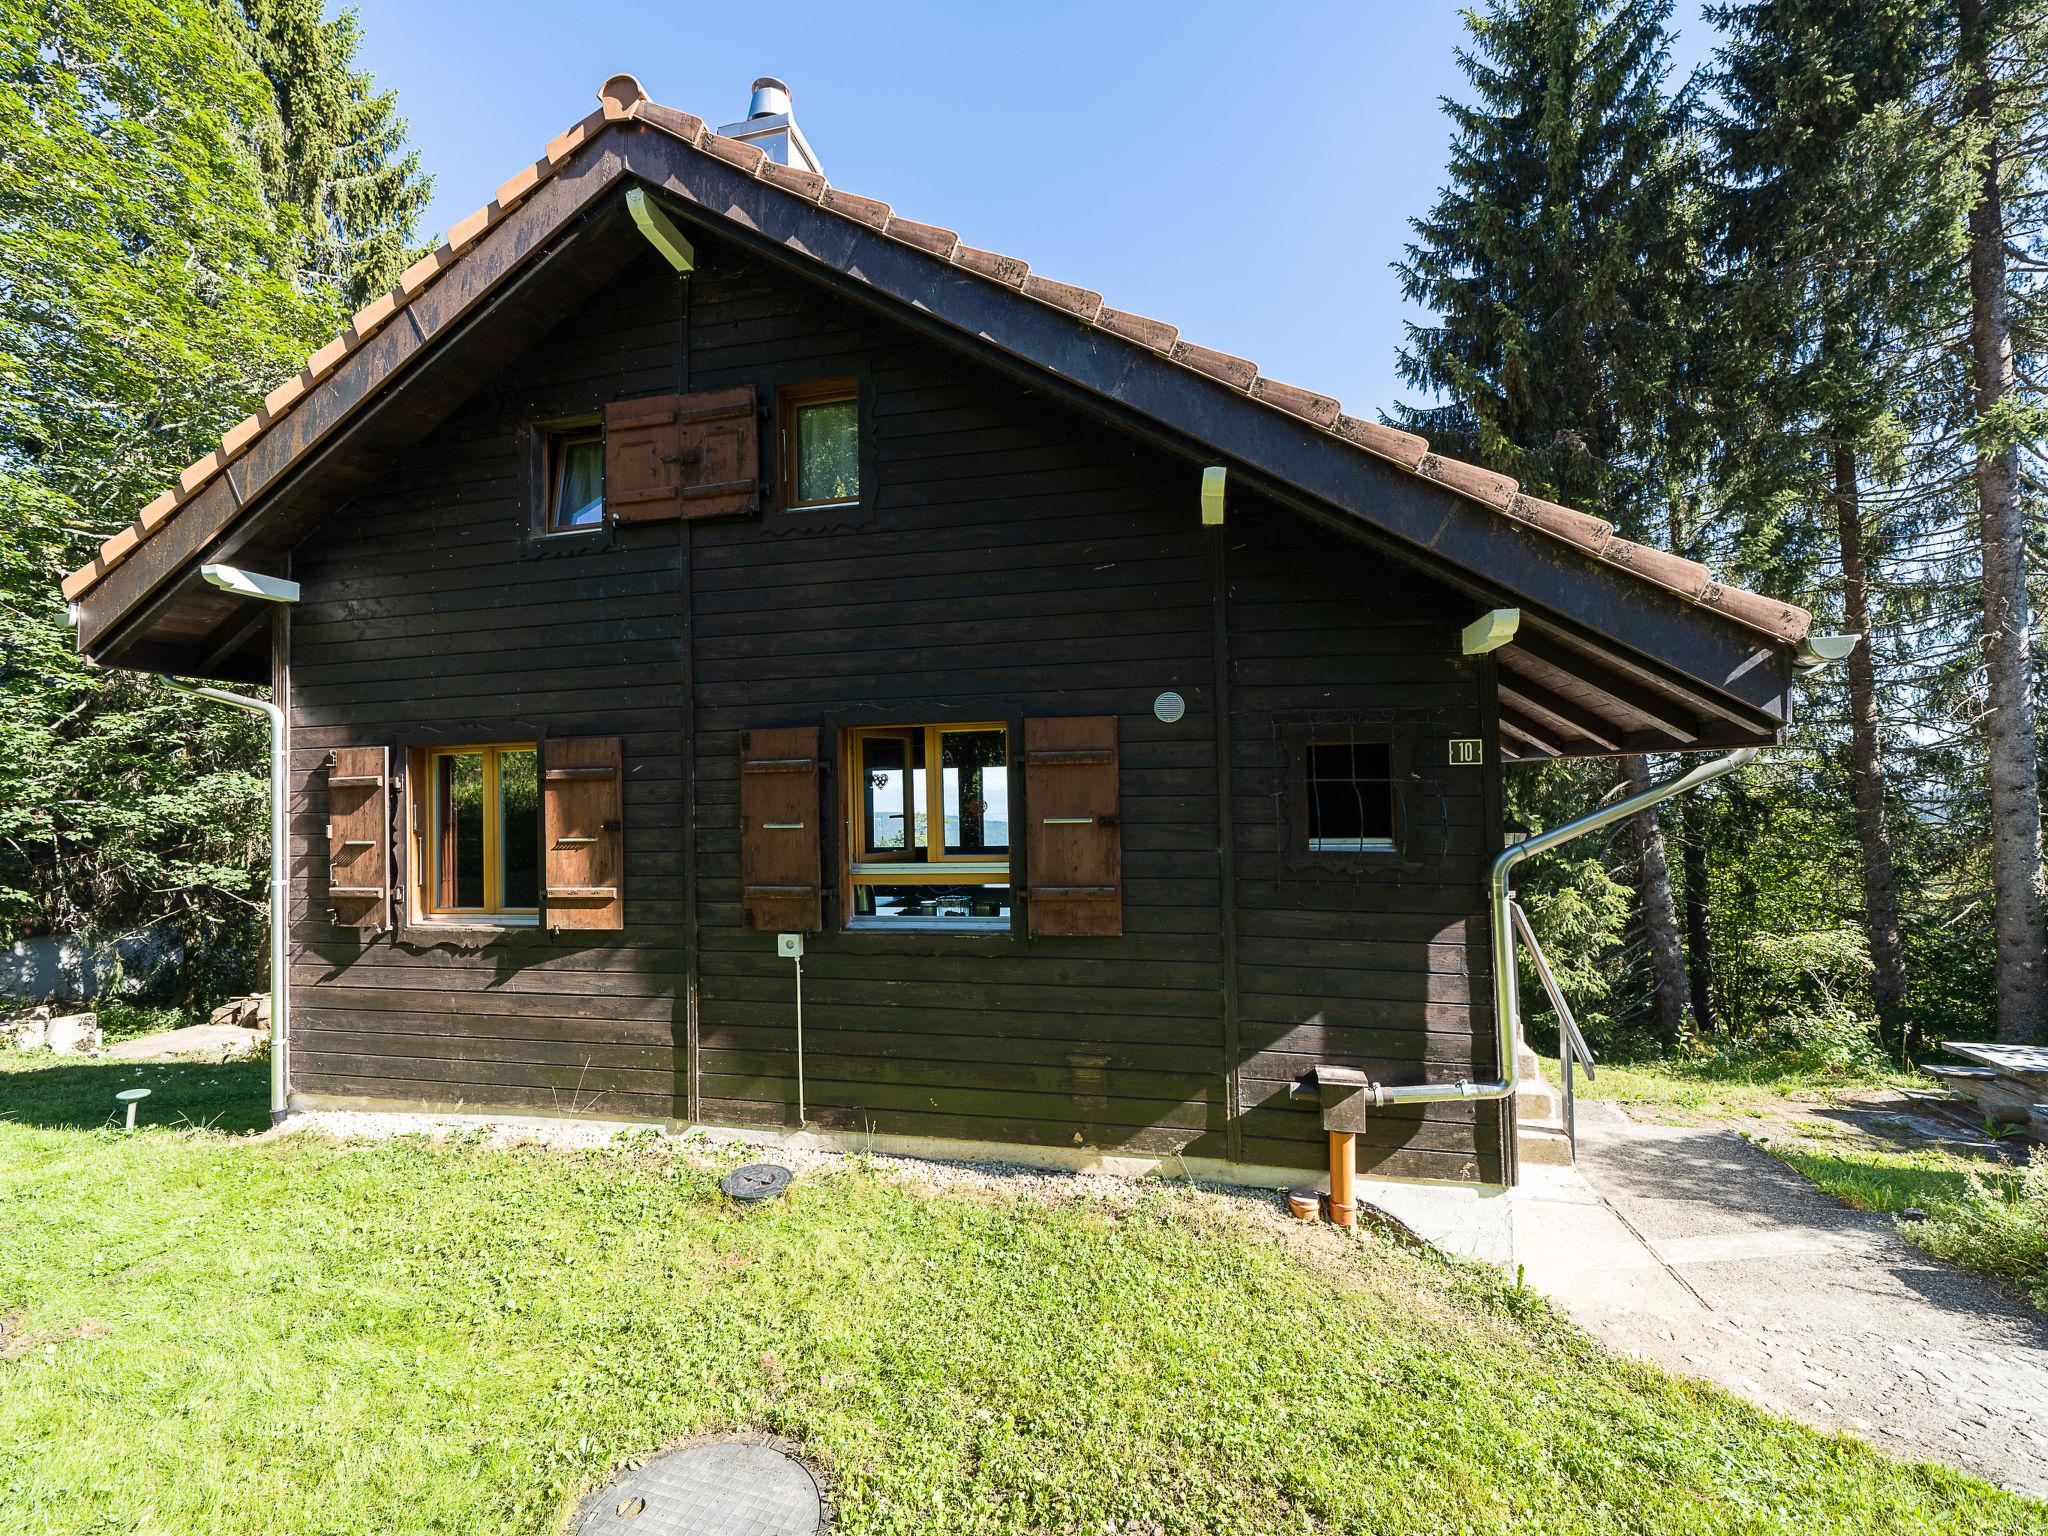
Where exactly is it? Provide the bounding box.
[1707,0,1967,1046]
[229,0,433,306]
[1946,0,2048,1043]
[1395,0,1705,1043]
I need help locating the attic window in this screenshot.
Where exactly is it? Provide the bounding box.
[779,381,859,509]
[1306,739,1394,852]
[547,427,604,532]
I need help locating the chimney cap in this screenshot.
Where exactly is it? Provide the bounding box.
[749,77,792,119]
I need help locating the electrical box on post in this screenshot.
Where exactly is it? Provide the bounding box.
[777,932,804,959]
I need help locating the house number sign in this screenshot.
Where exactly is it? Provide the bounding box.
[1449,739,1484,766]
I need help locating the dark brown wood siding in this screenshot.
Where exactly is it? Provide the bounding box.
[1223,503,1507,1183]
[286,248,688,1122]
[284,233,1501,1181]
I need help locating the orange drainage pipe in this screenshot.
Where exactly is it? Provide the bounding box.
[1327,1131,1357,1227]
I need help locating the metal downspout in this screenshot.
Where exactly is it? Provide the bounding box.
[166,679,289,1123]
[1366,746,1760,1112]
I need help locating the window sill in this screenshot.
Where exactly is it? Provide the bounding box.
[843,920,1013,936]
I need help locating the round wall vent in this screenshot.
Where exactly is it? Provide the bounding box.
[574,1439,823,1534]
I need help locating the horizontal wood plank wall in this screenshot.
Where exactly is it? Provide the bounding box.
[287,249,686,1122]
[281,228,1500,1180]
[683,237,1227,1158]
[1224,499,1505,1183]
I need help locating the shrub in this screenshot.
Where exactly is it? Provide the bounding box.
[1916,1148,2048,1310]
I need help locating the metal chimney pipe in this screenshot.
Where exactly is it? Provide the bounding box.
[748,77,792,119]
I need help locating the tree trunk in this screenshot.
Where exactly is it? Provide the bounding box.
[1961,0,2047,1043]
[1833,443,1910,1040]
[1624,754,1691,1044]
[1679,792,1716,1035]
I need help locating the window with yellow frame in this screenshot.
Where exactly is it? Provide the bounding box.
[844,723,1009,930]
[417,743,540,921]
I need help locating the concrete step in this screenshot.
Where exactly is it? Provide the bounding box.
[1518,1122,1575,1166]
[1516,1048,1573,1167]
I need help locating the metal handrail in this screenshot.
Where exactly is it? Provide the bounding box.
[1508,898,1595,1155]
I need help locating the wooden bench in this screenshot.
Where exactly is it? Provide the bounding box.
[1927,1044,2048,1135]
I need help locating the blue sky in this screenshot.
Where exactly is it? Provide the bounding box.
[346,1,1716,419]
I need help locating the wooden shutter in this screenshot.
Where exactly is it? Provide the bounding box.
[604,395,684,523]
[326,747,390,929]
[602,387,759,525]
[1026,716,1122,937]
[675,386,759,520]
[740,727,821,932]
[543,737,624,930]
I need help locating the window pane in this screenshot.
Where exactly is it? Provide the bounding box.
[552,436,604,529]
[499,748,539,909]
[1307,740,1393,847]
[941,729,1009,856]
[440,753,486,907]
[855,883,1011,928]
[795,397,858,504]
[862,734,914,854]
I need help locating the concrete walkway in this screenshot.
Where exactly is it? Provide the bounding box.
[1513,1100,2048,1498]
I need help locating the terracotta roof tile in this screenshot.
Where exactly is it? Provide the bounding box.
[635,102,706,147]
[218,412,265,458]
[1601,539,1713,601]
[1021,274,1103,321]
[494,158,549,212]
[700,133,766,175]
[543,109,606,165]
[1419,453,1518,511]
[1251,377,1341,429]
[347,289,400,342]
[136,489,179,530]
[261,373,308,419]
[885,215,959,257]
[1701,583,1811,644]
[1171,340,1257,391]
[1334,414,1428,469]
[1507,493,1611,554]
[176,452,222,496]
[303,335,349,383]
[1097,308,1179,353]
[444,203,495,253]
[954,244,1029,288]
[821,187,891,229]
[598,73,646,121]
[758,159,825,200]
[60,80,1812,649]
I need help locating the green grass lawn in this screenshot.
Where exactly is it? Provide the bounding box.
[3,1056,2043,1535]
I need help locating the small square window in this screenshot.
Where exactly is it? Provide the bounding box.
[780,382,859,509]
[1306,739,1394,852]
[546,429,604,532]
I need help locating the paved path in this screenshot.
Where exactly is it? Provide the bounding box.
[1513,1100,2048,1498]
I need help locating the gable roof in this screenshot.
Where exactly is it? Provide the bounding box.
[60,72,1810,653]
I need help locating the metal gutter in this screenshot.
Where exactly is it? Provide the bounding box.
[165,678,289,1123]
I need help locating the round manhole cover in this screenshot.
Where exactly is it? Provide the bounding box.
[575,1440,822,1534]
[719,1163,792,1203]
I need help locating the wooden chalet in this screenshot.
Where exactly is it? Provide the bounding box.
[61,76,1814,1192]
